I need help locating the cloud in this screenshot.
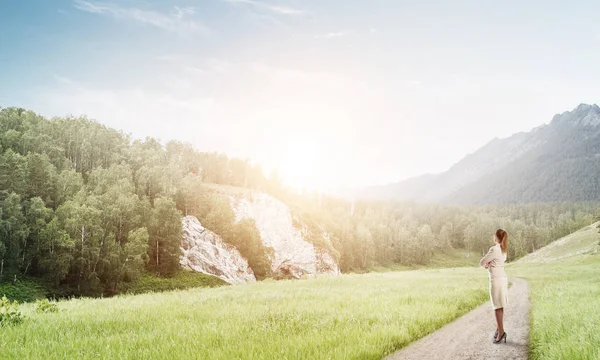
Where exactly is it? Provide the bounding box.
[222,0,305,15]
[156,54,188,62]
[250,63,309,81]
[158,56,237,76]
[40,75,223,144]
[314,31,352,39]
[72,1,209,35]
[267,5,304,15]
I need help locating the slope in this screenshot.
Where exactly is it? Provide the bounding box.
[446,117,600,205]
[511,221,600,359]
[388,221,600,360]
[516,221,600,263]
[357,103,600,205]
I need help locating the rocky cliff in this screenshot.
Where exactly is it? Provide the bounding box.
[231,193,340,279]
[180,215,256,285]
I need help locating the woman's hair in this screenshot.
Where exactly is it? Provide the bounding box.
[495,229,508,254]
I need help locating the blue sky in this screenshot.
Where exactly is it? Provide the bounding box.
[2,0,600,190]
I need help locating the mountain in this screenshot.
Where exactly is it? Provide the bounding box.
[357,103,600,205]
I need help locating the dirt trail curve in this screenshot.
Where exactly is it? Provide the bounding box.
[385,278,529,360]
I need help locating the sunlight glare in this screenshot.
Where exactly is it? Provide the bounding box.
[272,135,326,192]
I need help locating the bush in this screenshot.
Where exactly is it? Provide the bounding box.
[120,271,227,295]
[0,296,24,327]
[0,278,47,302]
[36,298,59,314]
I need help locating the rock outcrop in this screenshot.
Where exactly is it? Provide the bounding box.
[180,215,256,285]
[231,193,340,279]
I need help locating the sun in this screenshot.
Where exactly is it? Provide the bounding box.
[272,137,327,192]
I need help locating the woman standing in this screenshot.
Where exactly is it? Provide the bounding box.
[479,229,509,344]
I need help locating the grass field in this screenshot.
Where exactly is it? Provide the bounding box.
[510,223,600,360]
[1,268,488,360]
[427,248,480,268]
[369,249,479,273]
[3,219,599,359]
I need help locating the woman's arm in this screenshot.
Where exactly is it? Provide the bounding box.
[479,246,496,267]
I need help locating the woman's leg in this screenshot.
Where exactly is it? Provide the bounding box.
[495,308,504,340]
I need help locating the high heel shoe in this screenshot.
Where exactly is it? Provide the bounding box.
[493,330,498,340]
[493,332,507,344]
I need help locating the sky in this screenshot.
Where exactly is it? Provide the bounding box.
[1,0,600,191]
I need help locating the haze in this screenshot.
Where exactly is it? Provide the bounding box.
[2,0,600,191]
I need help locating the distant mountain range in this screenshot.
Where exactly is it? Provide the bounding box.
[352,103,600,205]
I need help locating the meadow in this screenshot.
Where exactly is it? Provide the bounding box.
[1,268,488,360]
[512,256,600,360]
[510,223,600,360]
[3,222,599,360]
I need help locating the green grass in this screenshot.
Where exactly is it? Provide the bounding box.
[427,248,480,268]
[369,249,478,273]
[518,222,600,263]
[368,264,413,273]
[0,268,488,360]
[6,218,598,359]
[510,223,600,360]
[119,271,227,295]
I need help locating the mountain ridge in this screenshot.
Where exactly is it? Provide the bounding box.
[355,103,600,205]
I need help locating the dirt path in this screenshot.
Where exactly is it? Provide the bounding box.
[385,278,530,360]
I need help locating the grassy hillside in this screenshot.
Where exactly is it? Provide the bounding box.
[510,223,600,360]
[517,221,600,263]
[1,268,488,360]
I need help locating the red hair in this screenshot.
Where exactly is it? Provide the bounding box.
[496,229,508,254]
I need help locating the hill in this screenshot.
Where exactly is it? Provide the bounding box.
[357,103,600,205]
[517,221,600,263]
[511,222,600,359]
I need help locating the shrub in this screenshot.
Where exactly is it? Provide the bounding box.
[0,278,47,302]
[36,298,59,314]
[0,295,24,327]
[120,271,227,295]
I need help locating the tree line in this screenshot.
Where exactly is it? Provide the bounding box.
[281,190,597,272]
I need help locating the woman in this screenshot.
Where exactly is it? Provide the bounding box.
[479,229,509,344]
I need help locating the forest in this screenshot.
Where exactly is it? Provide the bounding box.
[0,106,597,297]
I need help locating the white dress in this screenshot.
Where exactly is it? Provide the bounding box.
[479,244,508,309]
